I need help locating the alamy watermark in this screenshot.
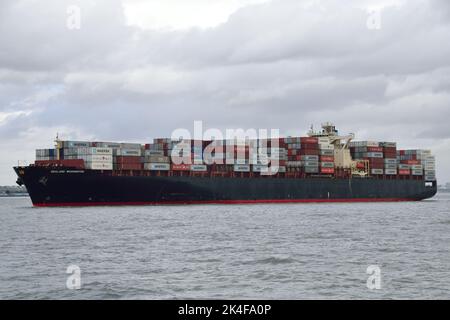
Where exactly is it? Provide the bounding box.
[66,265,81,290]
[169,121,281,175]
[366,8,382,30]
[67,5,81,30]
[366,265,381,290]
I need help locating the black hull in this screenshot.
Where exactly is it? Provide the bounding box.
[14,166,437,206]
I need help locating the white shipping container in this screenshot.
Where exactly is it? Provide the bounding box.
[144,163,170,171]
[190,165,207,172]
[234,165,250,172]
[318,137,330,144]
[385,169,397,175]
[412,170,423,176]
[86,155,113,162]
[86,162,113,170]
[235,158,248,165]
[115,149,141,156]
[252,165,269,172]
[319,144,334,150]
[144,150,165,156]
[120,143,142,150]
[411,165,423,170]
[371,169,384,175]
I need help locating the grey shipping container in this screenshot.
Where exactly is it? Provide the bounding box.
[300,155,319,161]
[144,163,170,171]
[144,156,169,163]
[384,159,397,164]
[366,152,384,158]
[319,150,334,156]
[302,161,319,167]
[304,167,319,173]
[321,162,334,168]
[144,150,165,156]
[234,165,250,172]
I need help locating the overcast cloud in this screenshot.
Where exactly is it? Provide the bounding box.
[1,0,450,184]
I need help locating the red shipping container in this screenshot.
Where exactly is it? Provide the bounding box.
[300,137,319,144]
[300,149,320,156]
[383,147,397,153]
[402,160,420,165]
[367,147,383,152]
[115,163,142,170]
[320,156,334,162]
[398,150,405,155]
[365,158,384,165]
[399,169,411,175]
[356,162,366,169]
[301,143,319,150]
[172,164,191,171]
[115,156,141,164]
[321,168,335,174]
[35,159,85,169]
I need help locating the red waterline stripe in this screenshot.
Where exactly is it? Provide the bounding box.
[33,198,417,207]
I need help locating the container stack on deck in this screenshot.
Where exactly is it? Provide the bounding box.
[382,142,397,176]
[76,147,113,170]
[318,137,335,175]
[350,141,384,175]
[33,136,436,181]
[285,137,302,173]
[300,137,319,174]
[397,149,436,181]
[143,139,171,171]
[36,149,57,161]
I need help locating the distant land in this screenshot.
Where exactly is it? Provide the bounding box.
[0,185,28,197]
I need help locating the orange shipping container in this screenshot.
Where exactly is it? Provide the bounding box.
[320,156,335,162]
[172,164,191,171]
[320,168,335,174]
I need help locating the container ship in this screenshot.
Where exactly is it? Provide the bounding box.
[14,123,437,207]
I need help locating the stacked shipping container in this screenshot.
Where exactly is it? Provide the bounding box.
[349,141,384,175]
[33,138,436,181]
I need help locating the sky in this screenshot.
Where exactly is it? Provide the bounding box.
[1,0,450,185]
